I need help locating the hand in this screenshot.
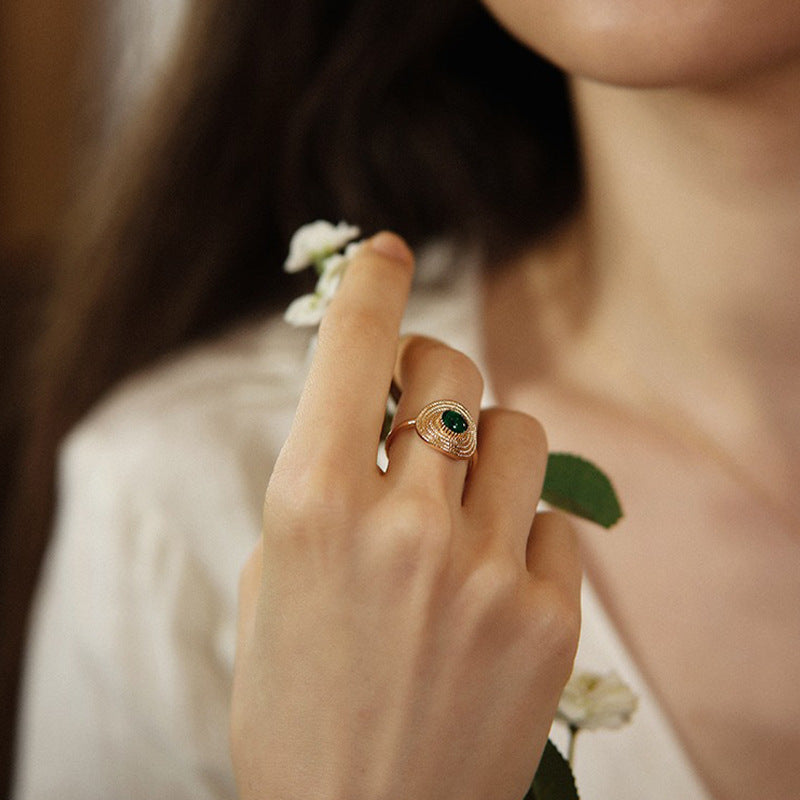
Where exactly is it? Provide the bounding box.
[231,232,581,800]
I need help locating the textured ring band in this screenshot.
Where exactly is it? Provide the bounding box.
[384,399,478,468]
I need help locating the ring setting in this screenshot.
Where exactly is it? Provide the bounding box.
[385,399,477,466]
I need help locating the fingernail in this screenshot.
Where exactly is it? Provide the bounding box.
[368,231,413,264]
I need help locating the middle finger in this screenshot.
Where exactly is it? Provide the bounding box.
[385,335,483,501]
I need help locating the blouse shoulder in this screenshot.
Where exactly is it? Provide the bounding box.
[64,312,310,470]
[52,309,315,621]
[57,310,318,538]
[17,312,314,800]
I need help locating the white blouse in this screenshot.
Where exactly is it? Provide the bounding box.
[15,249,710,800]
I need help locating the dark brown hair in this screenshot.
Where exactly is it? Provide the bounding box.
[1,0,579,790]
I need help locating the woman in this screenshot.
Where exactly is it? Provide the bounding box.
[10,0,800,798]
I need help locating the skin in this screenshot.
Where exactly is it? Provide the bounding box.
[233,3,800,798]
[231,234,582,800]
[480,0,800,87]
[478,1,800,798]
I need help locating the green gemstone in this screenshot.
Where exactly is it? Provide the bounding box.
[441,409,468,434]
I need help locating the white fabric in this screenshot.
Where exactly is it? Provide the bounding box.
[15,248,709,799]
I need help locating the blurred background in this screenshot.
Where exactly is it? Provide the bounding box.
[1,0,93,465]
[0,0,184,792]
[1,0,185,482]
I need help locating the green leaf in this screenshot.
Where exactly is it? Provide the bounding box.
[542,452,623,528]
[525,739,579,800]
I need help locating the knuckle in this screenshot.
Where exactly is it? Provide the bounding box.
[374,492,454,572]
[464,555,522,611]
[535,588,582,668]
[263,466,354,541]
[438,347,484,396]
[484,408,548,453]
[402,337,484,397]
[448,555,526,642]
[512,412,548,453]
[390,492,453,549]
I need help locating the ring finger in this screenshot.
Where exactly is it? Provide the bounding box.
[461,407,548,563]
[385,335,483,501]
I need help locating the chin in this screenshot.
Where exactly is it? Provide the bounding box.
[481,0,800,89]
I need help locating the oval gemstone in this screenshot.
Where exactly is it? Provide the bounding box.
[441,409,468,434]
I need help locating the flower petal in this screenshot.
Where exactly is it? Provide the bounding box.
[556,670,638,731]
[284,220,361,272]
[283,293,328,326]
[316,265,344,302]
[342,239,363,260]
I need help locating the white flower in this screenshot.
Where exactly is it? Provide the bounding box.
[315,241,362,300]
[557,671,638,731]
[315,253,346,300]
[283,220,361,273]
[284,292,327,326]
[283,228,365,327]
[341,238,364,261]
[283,252,346,326]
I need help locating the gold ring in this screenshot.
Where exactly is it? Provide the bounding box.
[385,399,477,468]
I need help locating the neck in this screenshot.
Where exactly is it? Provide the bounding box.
[565,66,800,509]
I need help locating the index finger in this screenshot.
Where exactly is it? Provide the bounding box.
[285,232,415,476]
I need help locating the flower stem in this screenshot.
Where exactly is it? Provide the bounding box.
[312,257,326,276]
[567,725,579,766]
